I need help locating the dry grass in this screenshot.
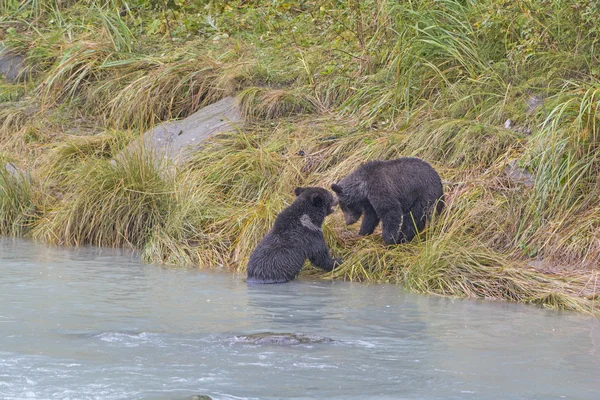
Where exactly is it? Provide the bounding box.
[33,147,176,247]
[238,86,317,120]
[0,156,36,236]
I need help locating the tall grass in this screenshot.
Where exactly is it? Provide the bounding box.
[36,47,250,130]
[141,169,231,267]
[238,86,317,119]
[0,158,35,236]
[513,81,600,267]
[0,103,28,141]
[33,147,175,247]
[39,129,133,188]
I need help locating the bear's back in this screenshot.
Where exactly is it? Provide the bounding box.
[362,157,443,204]
[246,231,307,283]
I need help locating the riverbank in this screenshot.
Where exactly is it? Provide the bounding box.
[1,1,598,313]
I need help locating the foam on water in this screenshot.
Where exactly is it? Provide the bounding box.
[94,331,160,346]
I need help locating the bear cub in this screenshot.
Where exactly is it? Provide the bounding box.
[246,187,342,284]
[331,157,444,245]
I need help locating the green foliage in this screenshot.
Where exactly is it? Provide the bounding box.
[0,83,25,102]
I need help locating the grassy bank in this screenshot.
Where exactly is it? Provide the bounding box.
[1,0,599,313]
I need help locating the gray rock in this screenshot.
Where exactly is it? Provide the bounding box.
[4,162,19,177]
[526,94,544,114]
[186,395,213,400]
[233,332,334,346]
[505,159,534,187]
[503,119,532,135]
[0,45,26,83]
[122,96,242,165]
[3,162,29,182]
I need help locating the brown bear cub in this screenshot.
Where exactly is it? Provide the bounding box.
[331,157,444,245]
[246,187,342,284]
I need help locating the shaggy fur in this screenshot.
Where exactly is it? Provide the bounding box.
[332,157,444,245]
[246,187,342,284]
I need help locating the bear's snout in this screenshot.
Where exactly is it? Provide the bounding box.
[327,197,339,215]
[344,213,360,225]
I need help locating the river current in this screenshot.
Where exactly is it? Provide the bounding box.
[1,238,599,400]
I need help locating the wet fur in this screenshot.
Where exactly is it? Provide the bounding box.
[332,157,444,245]
[246,187,341,284]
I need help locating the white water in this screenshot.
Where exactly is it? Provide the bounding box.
[1,238,599,400]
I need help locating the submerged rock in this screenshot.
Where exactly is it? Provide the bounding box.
[0,45,26,83]
[120,96,242,165]
[186,395,213,400]
[233,332,334,346]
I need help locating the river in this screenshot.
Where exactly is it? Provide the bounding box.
[1,238,599,400]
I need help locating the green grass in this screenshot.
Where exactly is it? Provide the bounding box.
[0,0,599,313]
[238,86,317,120]
[0,155,36,236]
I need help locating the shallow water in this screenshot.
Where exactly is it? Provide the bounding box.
[1,238,599,400]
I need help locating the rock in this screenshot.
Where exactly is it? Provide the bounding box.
[120,96,243,165]
[504,159,534,187]
[503,119,532,135]
[0,45,26,83]
[4,162,20,178]
[233,332,334,346]
[186,395,213,400]
[3,162,29,183]
[526,94,544,114]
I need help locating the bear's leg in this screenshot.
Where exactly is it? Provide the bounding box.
[358,203,380,236]
[400,212,418,242]
[400,202,429,242]
[380,210,405,245]
[308,240,341,272]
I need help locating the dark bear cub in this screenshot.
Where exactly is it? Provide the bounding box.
[246,187,342,284]
[331,157,444,245]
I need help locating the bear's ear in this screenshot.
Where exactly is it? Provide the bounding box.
[294,187,306,197]
[310,192,324,208]
[331,183,343,195]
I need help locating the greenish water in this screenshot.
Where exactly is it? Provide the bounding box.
[1,238,599,400]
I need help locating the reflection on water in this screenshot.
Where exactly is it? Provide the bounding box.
[1,238,599,400]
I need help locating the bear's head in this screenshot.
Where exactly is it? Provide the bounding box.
[294,187,338,215]
[331,183,362,225]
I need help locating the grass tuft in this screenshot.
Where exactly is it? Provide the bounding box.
[0,157,35,236]
[238,86,317,120]
[33,148,175,247]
